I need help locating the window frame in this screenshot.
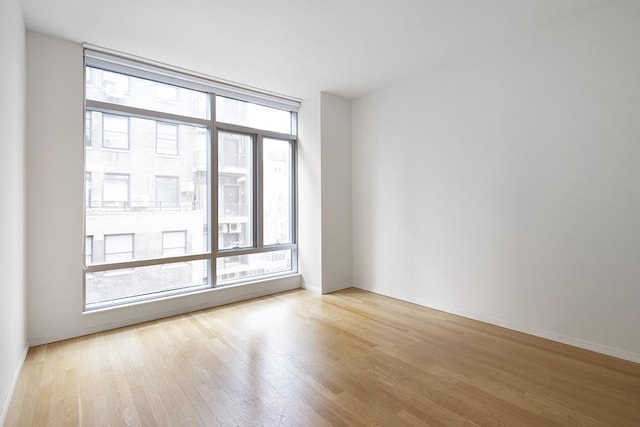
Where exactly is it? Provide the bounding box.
[218,130,255,250]
[213,122,298,285]
[262,137,295,246]
[83,49,299,310]
[103,233,135,277]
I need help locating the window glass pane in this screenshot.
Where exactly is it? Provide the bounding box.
[163,231,186,256]
[85,172,93,207]
[103,70,129,93]
[263,139,293,245]
[105,234,133,262]
[86,115,209,262]
[85,59,299,309]
[103,114,129,150]
[217,250,292,284]
[86,67,207,119]
[85,112,92,146]
[216,96,291,134]
[156,84,178,102]
[103,174,129,207]
[218,132,253,249]
[86,236,93,265]
[156,122,178,155]
[156,176,179,209]
[85,259,209,307]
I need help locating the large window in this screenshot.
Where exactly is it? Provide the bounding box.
[84,50,298,310]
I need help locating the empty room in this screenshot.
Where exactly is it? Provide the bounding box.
[2,0,640,425]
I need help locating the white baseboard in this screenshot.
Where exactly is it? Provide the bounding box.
[0,344,29,426]
[322,282,352,294]
[300,277,322,294]
[303,285,322,294]
[357,285,640,364]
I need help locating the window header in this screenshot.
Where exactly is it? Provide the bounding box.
[84,47,300,113]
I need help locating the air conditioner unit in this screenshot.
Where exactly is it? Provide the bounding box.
[229,223,240,233]
[218,224,228,233]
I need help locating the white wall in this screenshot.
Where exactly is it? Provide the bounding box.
[298,92,353,294]
[321,93,352,293]
[26,32,300,345]
[352,1,640,362]
[0,0,28,422]
[297,94,323,293]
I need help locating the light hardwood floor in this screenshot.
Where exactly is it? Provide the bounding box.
[5,288,640,426]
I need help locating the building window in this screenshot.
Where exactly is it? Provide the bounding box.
[163,231,187,257]
[84,50,298,310]
[105,234,134,262]
[102,114,129,150]
[156,122,179,155]
[103,173,129,208]
[156,176,179,209]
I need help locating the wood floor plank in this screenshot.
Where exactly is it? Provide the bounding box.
[5,288,640,426]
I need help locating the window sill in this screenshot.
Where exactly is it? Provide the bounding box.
[83,272,301,314]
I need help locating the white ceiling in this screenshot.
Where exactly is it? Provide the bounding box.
[20,0,605,100]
